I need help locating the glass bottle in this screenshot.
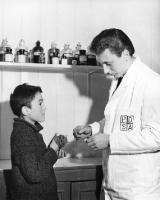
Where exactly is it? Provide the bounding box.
[0,40,5,62]
[0,38,10,62]
[32,40,44,63]
[39,52,45,64]
[28,50,33,63]
[60,44,73,65]
[79,49,87,65]
[48,42,60,64]
[15,39,28,63]
[86,46,97,66]
[5,47,13,62]
[18,49,26,63]
[73,42,81,65]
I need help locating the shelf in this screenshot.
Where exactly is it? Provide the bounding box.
[0,62,103,73]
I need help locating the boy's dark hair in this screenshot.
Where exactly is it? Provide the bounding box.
[90,28,135,57]
[10,83,42,117]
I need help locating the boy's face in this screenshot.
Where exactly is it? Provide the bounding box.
[25,92,46,125]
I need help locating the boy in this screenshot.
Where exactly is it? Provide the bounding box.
[10,83,67,200]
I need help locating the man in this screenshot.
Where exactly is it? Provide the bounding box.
[73,29,160,200]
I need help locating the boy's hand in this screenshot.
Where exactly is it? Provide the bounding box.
[49,138,59,152]
[49,134,68,151]
[57,149,67,158]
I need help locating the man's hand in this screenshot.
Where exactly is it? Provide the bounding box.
[86,132,109,150]
[73,125,92,141]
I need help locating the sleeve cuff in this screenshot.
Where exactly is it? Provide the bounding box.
[89,122,100,134]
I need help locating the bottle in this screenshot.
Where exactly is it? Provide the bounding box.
[39,52,45,64]
[86,46,97,66]
[60,44,73,65]
[0,48,5,62]
[48,42,60,64]
[28,50,33,63]
[0,40,5,62]
[73,42,81,65]
[15,39,28,63]
[5,47,13,62]
[18,49,26,63]
[32,41,44,63]
[79,49,87,65]
[0,38,10,62]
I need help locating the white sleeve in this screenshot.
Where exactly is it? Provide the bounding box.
[89,118,106,135]
[110,77,160,154]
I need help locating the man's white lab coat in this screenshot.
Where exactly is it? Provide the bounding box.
[90,57,160,200]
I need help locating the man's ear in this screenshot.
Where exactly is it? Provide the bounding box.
[21,106,30,116]
[122,49,129,61]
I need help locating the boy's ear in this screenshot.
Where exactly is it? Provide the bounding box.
[21,106,30,116]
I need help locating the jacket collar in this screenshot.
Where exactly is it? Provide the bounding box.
[110,56,141,100]
[13,118,43,132]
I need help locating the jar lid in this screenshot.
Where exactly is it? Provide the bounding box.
[79,50,86,55]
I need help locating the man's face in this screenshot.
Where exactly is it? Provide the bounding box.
[25,92,46,125]
[97,49,127,79]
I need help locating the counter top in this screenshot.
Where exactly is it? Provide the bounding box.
[0,157,102,171]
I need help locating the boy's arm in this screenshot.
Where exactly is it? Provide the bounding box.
[12,131,58,183]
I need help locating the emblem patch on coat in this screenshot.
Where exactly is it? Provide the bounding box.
[120,115,134,131]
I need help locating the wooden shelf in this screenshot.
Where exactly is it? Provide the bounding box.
[0,62,103,73]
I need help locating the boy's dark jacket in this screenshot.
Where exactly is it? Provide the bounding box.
[10,118,59,200]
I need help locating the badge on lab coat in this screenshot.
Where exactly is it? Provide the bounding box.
[120,115,134,131]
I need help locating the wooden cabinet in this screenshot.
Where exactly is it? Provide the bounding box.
[72,181,104,200]
[0,158,105,200]
[57,182,70,200]
[56,164,104,200]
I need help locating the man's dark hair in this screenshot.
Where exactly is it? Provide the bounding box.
[90,28,135,57]
[10,83,42,117]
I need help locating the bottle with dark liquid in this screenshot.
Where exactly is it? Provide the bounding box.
[32,41,44,63]
[86,46,97,66]
[79,50,87,65]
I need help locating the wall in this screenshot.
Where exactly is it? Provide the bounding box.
[0,0,160,159]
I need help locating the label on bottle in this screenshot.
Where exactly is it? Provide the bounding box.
[18,55,26,63]
[79,55,87,64]
[63,53,73,58]
[88,55,96,59]
[52,57,59,64]
[62,58,67,65]
[5,54,13,62]
[34,52,41,56]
